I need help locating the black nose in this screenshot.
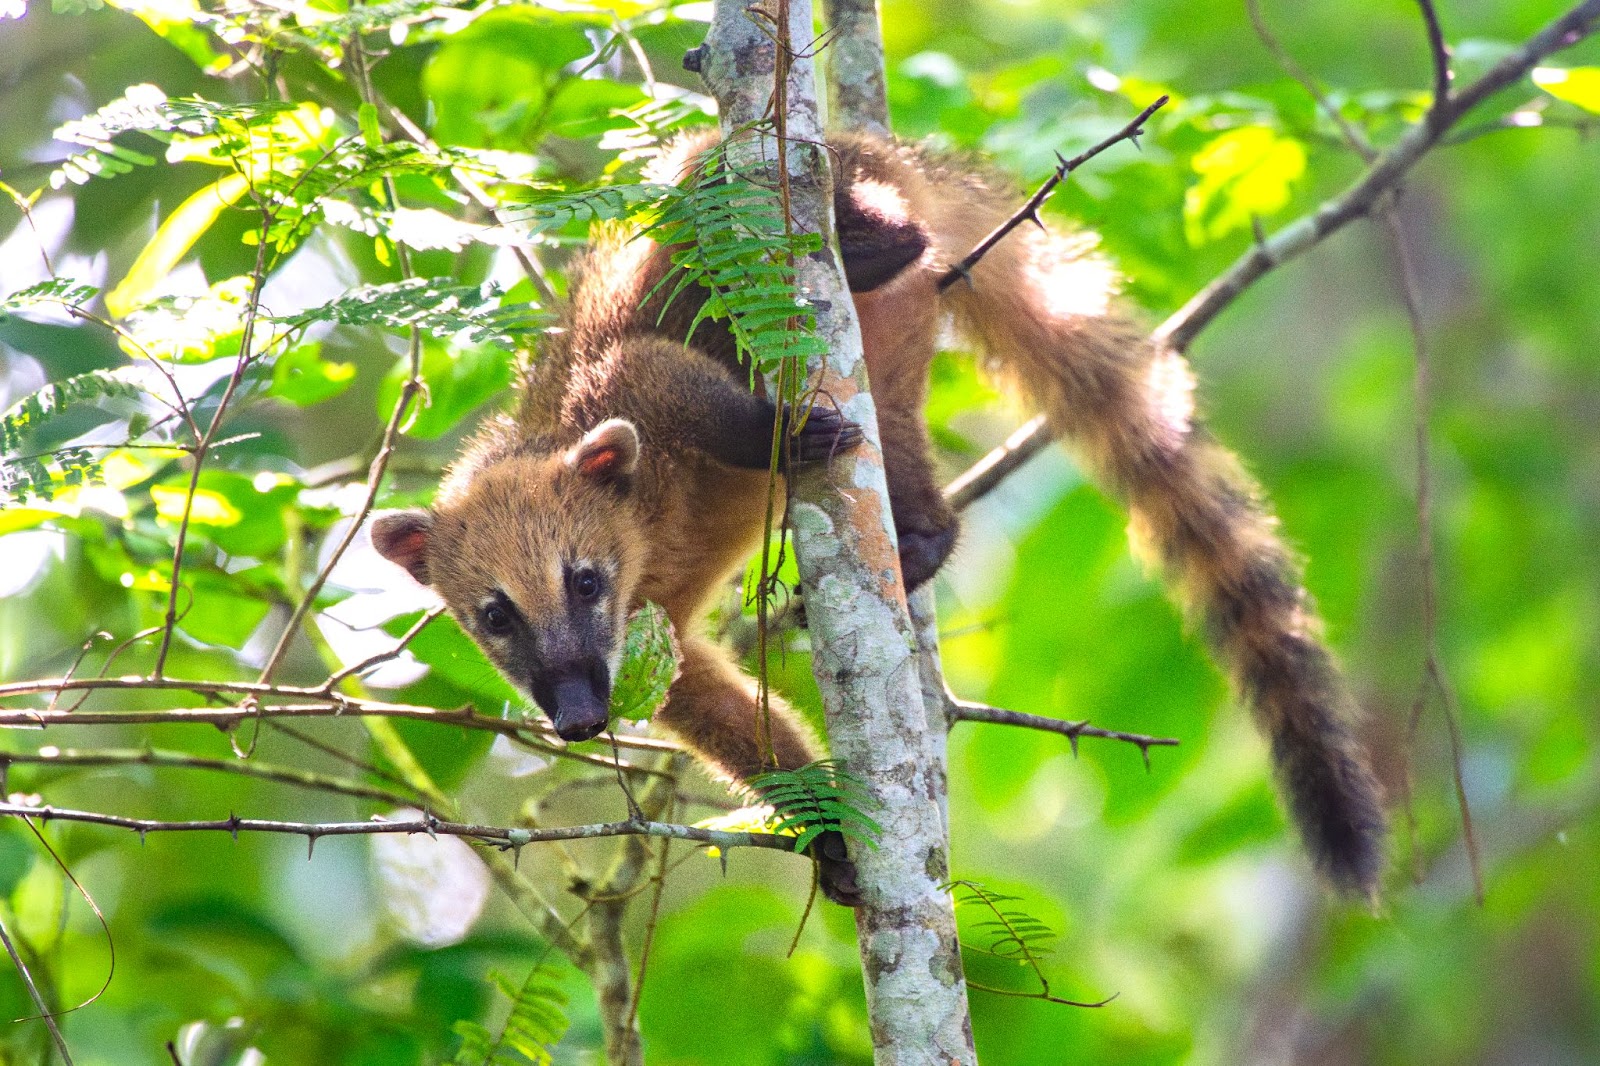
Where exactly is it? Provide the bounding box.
[548,674,610,742]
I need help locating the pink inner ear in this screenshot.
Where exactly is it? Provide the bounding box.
[576,446,623,478]
[390,529,429,561]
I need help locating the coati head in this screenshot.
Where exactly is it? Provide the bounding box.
[370,419,647,743]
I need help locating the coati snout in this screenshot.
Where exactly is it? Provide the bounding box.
[370,419,646,746]
[532,662,612,742]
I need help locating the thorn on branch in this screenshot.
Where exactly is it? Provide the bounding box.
[936,95,1170,293]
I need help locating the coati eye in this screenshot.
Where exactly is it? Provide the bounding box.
[571,567,602,602]
[481,603,513,634]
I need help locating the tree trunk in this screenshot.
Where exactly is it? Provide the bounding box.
[696,4,978,1063]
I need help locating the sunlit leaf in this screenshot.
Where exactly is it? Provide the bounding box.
[106,172,251,318]
[1183,125,1305,245]
[149,484,243,527]
[118,275,257,363]
[269,344,357,406]
[1532,67,1600,114]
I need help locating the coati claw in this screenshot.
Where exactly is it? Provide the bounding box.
[786,403,864,464]
[810,829,863,908]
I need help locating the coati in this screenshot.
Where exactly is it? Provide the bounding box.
[371,131,1388,903]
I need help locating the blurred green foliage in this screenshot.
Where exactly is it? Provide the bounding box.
[0,0,1597,1064]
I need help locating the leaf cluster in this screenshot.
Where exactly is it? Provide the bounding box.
[1,368,152,501]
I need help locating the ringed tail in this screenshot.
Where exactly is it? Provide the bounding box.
[926,165,1388,897]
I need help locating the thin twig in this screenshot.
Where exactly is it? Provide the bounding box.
[1385,205,1483,904]
[1417,0,1452,114]
[936,95,1169,292]
[256,39,425,687]
[320,606,446,690]
[1246,0,1375,160]
[152,172,279,677]
[0,913,74,1065]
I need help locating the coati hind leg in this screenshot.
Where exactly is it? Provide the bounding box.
[855,280,960,591]
[655,636,861,905]
[837,186,960,590]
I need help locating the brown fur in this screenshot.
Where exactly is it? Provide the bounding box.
[373,130,1387,901]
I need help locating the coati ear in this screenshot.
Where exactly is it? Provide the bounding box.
[371,510,435,586]
[566,419,640,484]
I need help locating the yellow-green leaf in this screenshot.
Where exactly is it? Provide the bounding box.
[1183,126,1306,246]
[1532,66,1600,114]
[149,485,242,527]
[106,172,250,318]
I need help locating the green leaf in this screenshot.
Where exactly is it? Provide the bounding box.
[1183,125,1305,245]
[358,101,383,148]
[0,826,34,899]
[1532,67,1600,114]
[177,569,274,649]
[269,344,357,406]
[608,602,679,721]
[423,8,605,149]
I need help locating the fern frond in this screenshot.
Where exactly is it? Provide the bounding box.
[276,278,546,348]
[749,760,882,854]
[451,964,570,1066]
[0,369,151,501]
[642,146,825,375]
[504,181,672,231]
[944,880,1059,967]
[0,279,100,316]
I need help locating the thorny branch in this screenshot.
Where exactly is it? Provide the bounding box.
[0,801,801,856]
[0,746,418,806]
[946,700,1180,768]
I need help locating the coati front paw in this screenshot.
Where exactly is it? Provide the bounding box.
[810,829,863,908]
[898,521,958,591]
[785,403,864,464]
